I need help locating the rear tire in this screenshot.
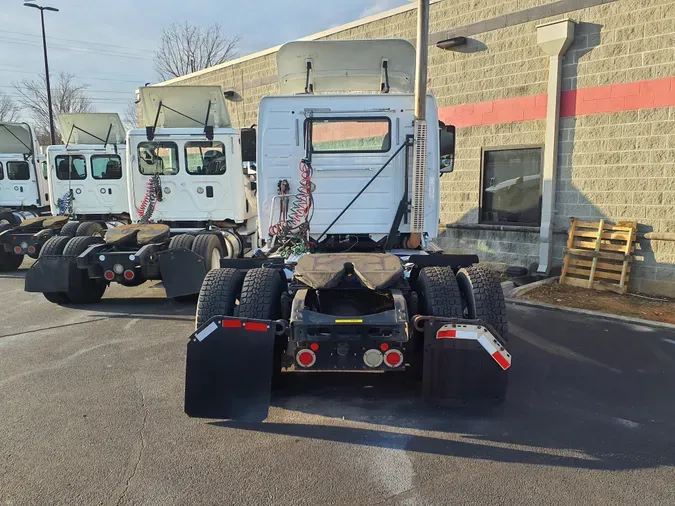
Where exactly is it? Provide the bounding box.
[238,268,286,378]
[0,250,24,272]
[39,235,72,304]
[195,268,246,329]
[169,233,195,251]
[456,265,508,340]
[75,221,104,237]
[416,266,463,318]
[191,234,224,272]
[456,265,509,404]
[411,267,464,380]
[59,221,80,237]
[63,236,106,304]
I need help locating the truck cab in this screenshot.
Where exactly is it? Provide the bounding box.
[0,122,48,212]
[128,85,256,227]
[47,113,128,219]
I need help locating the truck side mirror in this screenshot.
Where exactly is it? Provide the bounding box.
[439,123,455,174]
[240,127,256,163]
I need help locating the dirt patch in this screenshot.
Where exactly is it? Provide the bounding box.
[520,283,675,325]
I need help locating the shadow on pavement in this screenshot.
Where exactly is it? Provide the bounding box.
[209,306,675,472]
[65,297,195,319]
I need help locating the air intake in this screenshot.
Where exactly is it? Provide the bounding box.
[410,119,427,232]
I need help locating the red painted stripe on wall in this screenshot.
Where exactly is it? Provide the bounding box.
[439,77,675,127]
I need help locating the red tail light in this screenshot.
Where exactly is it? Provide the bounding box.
[310,342,319,351]
[27,246,36,255]
[123,270,135,280]
[296,349,316,368]
[104,270,115,281]
[13,246,22,254]
[384,349,403,368]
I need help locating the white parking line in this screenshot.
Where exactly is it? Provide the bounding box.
[662,338,675,346]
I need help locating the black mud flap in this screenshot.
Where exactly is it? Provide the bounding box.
[159,248,206,298]
[24,256,74,293]
[185,316,276,422]
[421,317,510,406]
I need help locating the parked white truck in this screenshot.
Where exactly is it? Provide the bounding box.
[26,86,258,304]
[185,32,511,421]
[0,122,50,270]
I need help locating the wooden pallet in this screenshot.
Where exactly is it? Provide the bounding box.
[560,219,637,295]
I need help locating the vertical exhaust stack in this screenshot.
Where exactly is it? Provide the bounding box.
[409,0,430,249]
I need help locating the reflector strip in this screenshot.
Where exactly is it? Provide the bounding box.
[245,322,268,332]
[195,321,218,342]
[436,324,511,370]
[477,335,511,371]
[335,319,363,324]
[492,351,511,370]
[222,319,242,328]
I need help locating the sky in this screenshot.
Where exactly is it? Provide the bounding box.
[0,0,411,123]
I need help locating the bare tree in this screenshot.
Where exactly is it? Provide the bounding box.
[123,100,139,130]
[13,72,94,145]
[0,93,21,122]
[154,22,240,81]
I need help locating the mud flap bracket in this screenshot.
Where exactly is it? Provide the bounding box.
[185,316,279,422]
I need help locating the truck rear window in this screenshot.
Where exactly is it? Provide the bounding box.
[92,154,123,180]
[7,161,31,180]
[309,118,391,153]
[185,141,226,175]
[55,155,87,180]
[138,142,179,175]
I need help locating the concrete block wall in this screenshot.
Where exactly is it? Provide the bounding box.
[156,0,675,296]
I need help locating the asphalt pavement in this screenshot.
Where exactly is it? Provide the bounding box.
[1,260,675,505]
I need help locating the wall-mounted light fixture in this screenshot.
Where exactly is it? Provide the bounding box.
[436,36,468,50]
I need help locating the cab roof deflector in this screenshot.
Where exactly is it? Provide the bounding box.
[139,86,231,141]
[277,39,415,95]
[58,113,126,151]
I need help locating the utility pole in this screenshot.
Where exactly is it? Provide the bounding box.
[24,3,59,145]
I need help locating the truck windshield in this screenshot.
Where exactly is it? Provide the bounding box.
[309,118,391,153]
[55,155,87,180]
[185,141,226,175]
[138,142,179,175]
[7,161,30,180]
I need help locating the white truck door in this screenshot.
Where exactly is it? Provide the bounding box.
[90,152,126,212]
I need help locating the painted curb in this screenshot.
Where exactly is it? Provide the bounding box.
[506,297,675,331]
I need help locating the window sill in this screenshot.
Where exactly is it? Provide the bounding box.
[441,223,541,233]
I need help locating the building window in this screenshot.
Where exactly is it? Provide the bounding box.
[481,147,542,225]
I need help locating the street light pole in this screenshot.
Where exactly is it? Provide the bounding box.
[24,3,59,145]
